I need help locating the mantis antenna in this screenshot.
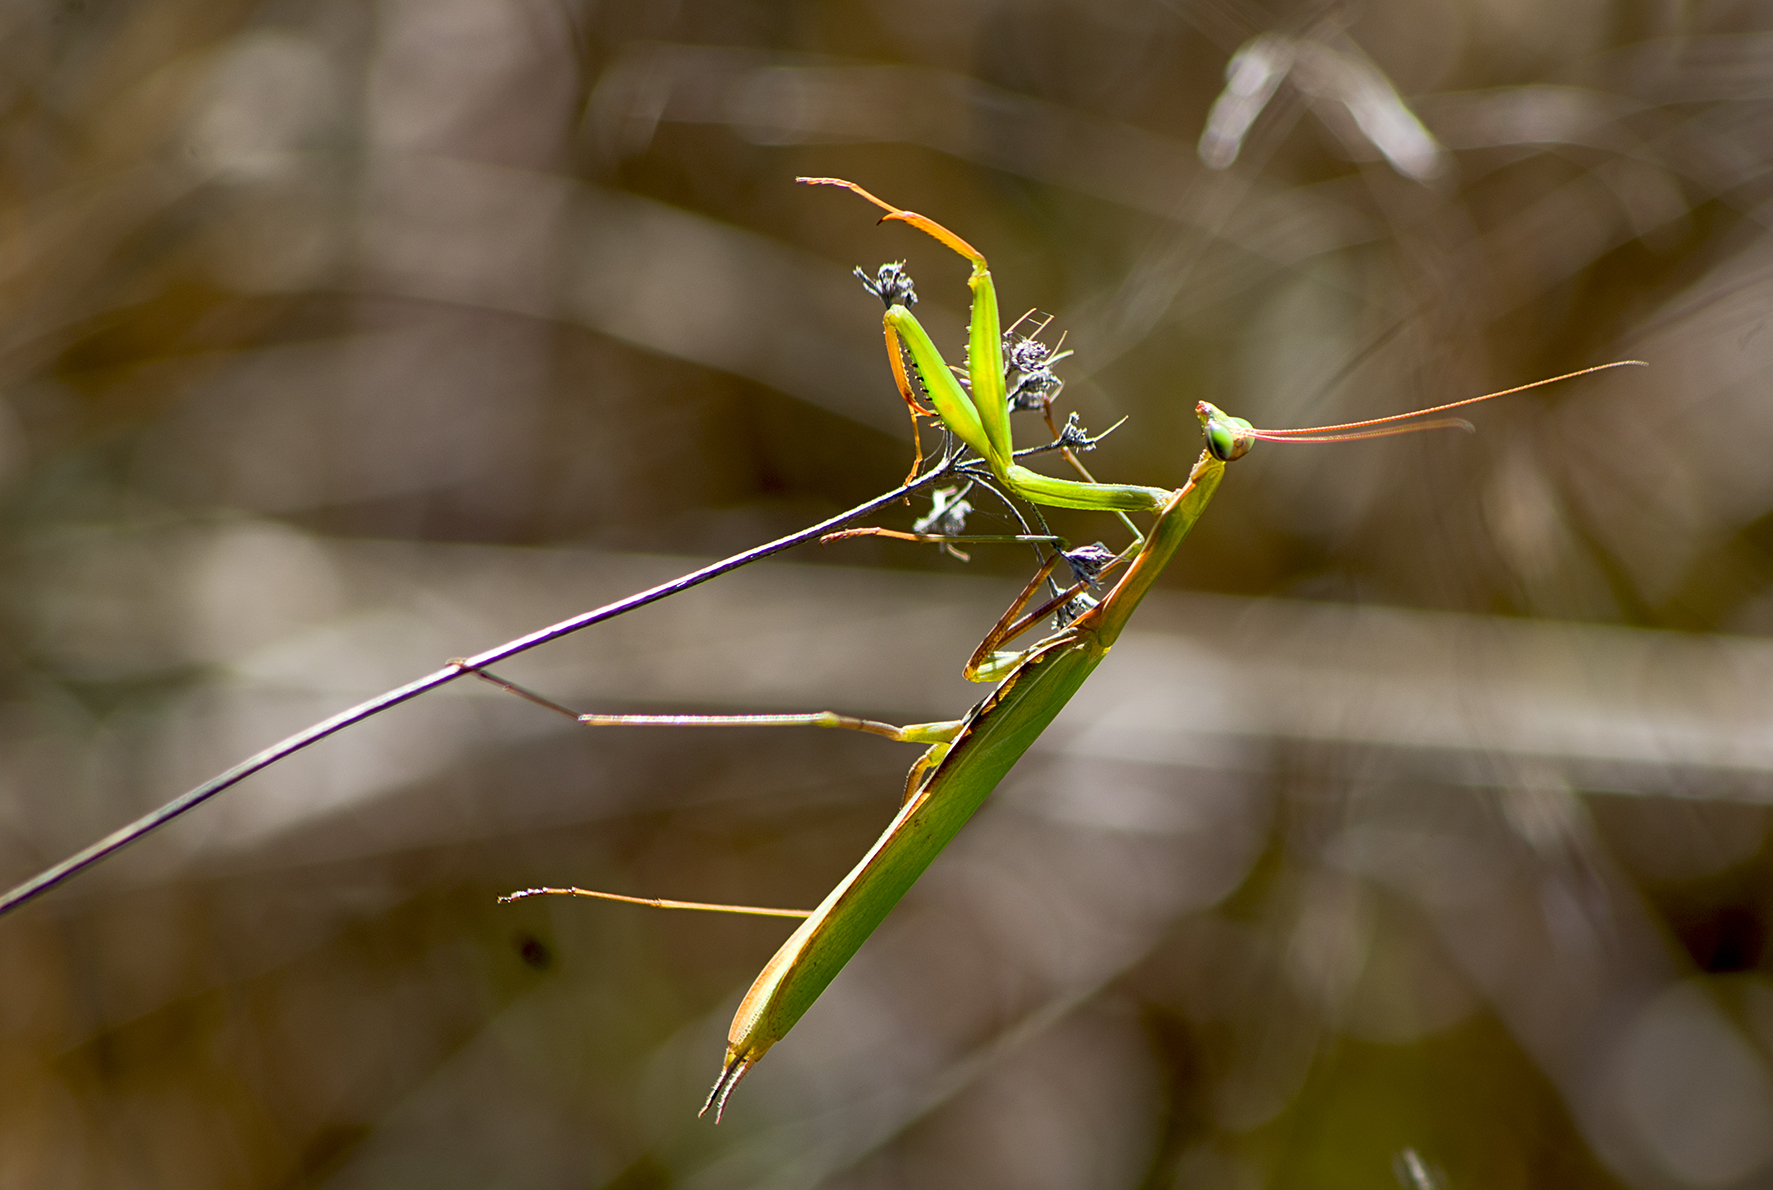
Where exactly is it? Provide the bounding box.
[1199,360,1647,460]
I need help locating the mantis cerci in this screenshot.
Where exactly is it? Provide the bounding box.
[0,175,1641,1124]
[470,178,1646,1120]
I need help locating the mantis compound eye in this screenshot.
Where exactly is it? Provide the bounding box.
[1197,401,1256,461]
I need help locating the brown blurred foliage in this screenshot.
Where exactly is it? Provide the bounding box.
[2,1,1773,1187]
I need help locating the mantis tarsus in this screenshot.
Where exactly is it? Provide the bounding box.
[475,178,1646,1121]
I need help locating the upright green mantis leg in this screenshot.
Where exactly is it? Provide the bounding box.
[873,295,938,486]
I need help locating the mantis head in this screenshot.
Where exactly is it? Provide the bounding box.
[1197,401,1256,461]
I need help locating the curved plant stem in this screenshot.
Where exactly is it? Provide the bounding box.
[0,458,956,918]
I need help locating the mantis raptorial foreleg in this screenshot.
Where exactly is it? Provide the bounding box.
[855,262,937,485]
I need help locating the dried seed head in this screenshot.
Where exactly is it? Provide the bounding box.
[1002,323,1073,412]
[1062,542,1116,586]
[856,261,917,308]
[914,486,973,537]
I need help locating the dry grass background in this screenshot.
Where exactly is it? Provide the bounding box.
[2,1,1773,1187]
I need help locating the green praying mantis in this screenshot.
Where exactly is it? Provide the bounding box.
[478,177,1644,1121]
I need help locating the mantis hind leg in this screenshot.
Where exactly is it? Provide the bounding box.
[455,663,931,741]
[501,887,811,918]
[456,661,966,803]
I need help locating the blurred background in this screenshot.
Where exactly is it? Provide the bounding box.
[2,0,1772,1186]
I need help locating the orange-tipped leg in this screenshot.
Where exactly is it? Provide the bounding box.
[797,176,988,265]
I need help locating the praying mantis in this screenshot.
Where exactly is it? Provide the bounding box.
[477,178,1644,1121]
